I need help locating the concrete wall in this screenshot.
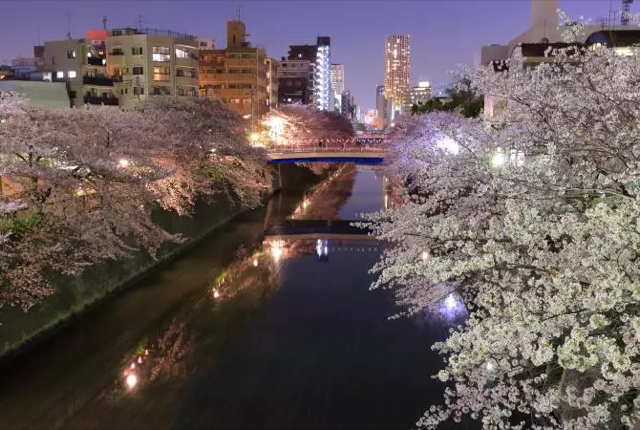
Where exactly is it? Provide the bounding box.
[0,163,317,359]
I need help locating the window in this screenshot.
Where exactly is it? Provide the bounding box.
[175,48,188,59]
[111,48,124,56]
[132,67,144,75]
[176,69,184,77]
[153,66,170,81]
[68,70,77,78]
[51,56,56,65]
[67,50,76,58]
[56,71,64,79]
[132,47,143,55]
[152,46,170,62]
[152,86,171,95]
[133,86,145,95]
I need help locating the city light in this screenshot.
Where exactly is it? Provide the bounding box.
[436,135,459,155]
[421,251,429,261]
[253,259,258,267]
[212,288,221,299]
[491,148,506,167]
[270,240,285,262]
[250,132,259,142]
[118,158,130,168]
[125,373,138,389]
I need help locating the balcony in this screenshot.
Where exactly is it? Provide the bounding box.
[84,95,119,106]
[83,75,114,86]
[87,57,106,66]
[176,75,198,86]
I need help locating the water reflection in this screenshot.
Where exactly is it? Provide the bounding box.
[0,165,467,430]
[290,164,357,221]
[422,292,469,325]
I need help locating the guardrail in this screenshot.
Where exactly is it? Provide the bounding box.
[267,146,385,154]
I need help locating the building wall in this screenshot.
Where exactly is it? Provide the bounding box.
[199,47,268,118]
[315,37,331,110]
[403,82,432,114]
[384,34,410,114]
[277,59,313,105]
[44,39,117,107]
[266,57,278,109]
[106,29,199,107]
[330,63,344,95]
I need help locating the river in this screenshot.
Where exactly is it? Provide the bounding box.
[0,165,468,430]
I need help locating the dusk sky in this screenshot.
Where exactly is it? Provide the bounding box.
[0,0,627,109]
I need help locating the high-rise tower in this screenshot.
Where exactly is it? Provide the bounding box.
[383,34,410,115]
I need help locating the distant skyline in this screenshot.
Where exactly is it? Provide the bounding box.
[0,1,627,109]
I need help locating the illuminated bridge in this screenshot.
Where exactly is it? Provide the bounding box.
[266,147,386,164]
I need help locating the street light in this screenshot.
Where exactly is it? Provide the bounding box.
[491,148,506,167]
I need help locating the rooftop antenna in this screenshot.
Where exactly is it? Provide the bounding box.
[622,0,634,25]
[65,12,72,39]
[135,15,144,31]
[103,15,108,30]
[608,0,616,27]
[236,5,242,20]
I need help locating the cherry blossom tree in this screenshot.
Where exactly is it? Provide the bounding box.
[262,104,354,147]
[0,95,269,310]
[0,101,180,309]
[366,22,640,430]
[135,97,269,212]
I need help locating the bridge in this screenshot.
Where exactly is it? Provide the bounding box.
[264,219,374,241]
[266,147,386,164]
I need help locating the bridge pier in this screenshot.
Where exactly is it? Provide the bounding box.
[271,163,283,192]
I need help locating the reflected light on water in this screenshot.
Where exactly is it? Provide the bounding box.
[271,241,284,262]
[437,292,468,321]
[125,373,138,390]
[316,239,328,258]
[130,362,136,370]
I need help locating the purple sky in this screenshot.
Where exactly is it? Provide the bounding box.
[0,0,625,109]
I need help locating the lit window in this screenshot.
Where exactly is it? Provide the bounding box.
[56,71,64,79]
[68,70,77,78]
[176,48,188,58]
[67,50,76,58]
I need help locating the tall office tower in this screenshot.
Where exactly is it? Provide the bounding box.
[375,84,385,125]
[287,37,331,110]
[330,63,344,95]
[314,36,331,110]
[383,34,410,115]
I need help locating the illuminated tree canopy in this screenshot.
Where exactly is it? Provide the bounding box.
[367,21,640,430]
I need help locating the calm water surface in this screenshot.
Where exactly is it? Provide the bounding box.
[0,165,468,430]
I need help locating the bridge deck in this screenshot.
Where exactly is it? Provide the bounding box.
[264,219,372,236]
[266,147,386,164]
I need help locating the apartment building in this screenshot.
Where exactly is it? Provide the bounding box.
[276,58,314,105]
[265,57,279,109]
[199,21,269,119]
[43,38,117,107]
[106,28,199,107]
